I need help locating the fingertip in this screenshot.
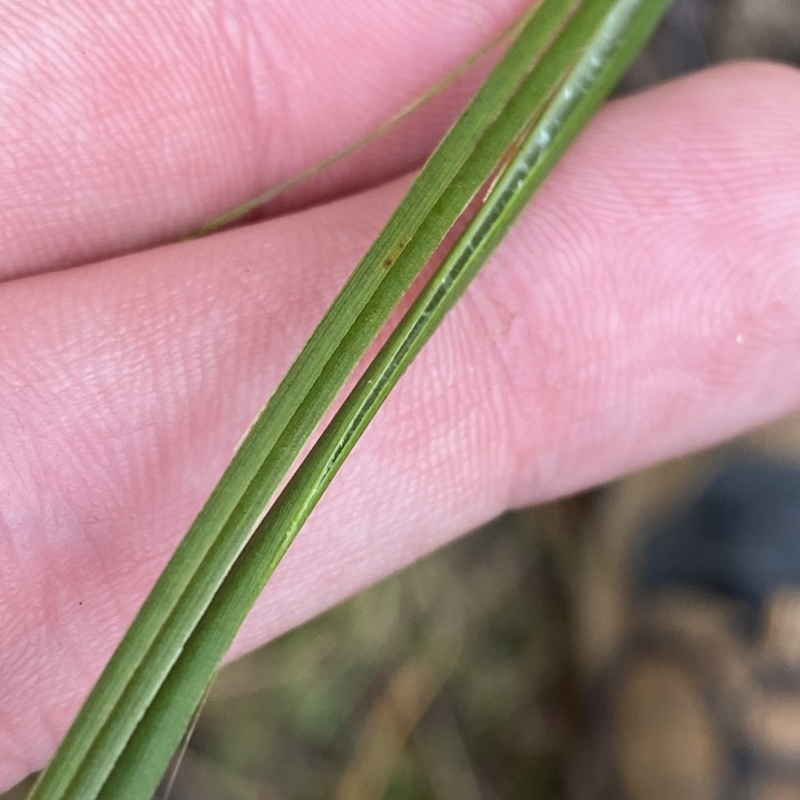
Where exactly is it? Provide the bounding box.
[472,62,800,506]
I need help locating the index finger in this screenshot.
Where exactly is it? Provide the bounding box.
[0,0,527,279]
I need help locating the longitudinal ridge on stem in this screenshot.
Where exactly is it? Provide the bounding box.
[27,2,674,799]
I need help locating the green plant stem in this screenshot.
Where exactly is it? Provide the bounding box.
[27,3,579,799]
[28,1,673,798]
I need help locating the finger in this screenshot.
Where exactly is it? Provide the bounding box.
[0,0,528,280]
[2,62,800,787]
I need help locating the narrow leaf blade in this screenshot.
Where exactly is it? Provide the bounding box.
[89,1,673,798]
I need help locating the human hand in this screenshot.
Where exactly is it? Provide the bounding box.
[2,1,799,789]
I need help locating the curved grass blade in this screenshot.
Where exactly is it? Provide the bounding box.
[26,3,582,799]
[188,8,534,238]
[90,0,673,797]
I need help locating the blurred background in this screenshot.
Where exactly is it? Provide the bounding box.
[5,2,800,799]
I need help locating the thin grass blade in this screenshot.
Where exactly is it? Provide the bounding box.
[189,8,535,237]
[26,3,583,799]
[84,0,672,798]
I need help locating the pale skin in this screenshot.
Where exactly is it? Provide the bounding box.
[1,0,800,789]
